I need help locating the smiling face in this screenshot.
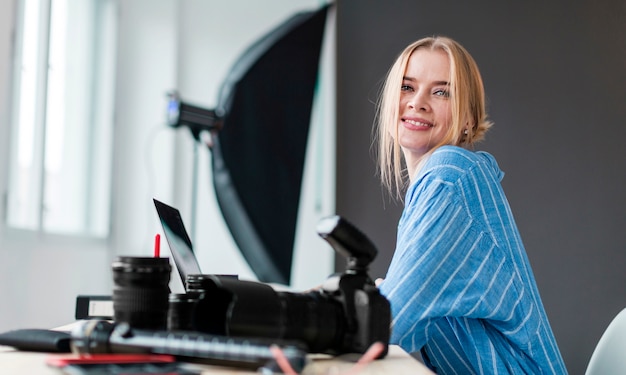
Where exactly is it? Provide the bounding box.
[397,48,452,169]
[377,36,492,196]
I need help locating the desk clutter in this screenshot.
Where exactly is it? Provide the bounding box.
[0,200,392,374]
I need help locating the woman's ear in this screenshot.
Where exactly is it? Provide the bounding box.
[463,121,470,136]
[461,121,473,144]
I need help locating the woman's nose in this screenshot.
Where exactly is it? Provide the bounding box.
[407,91,429,111]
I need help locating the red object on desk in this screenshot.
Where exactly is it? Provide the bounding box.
[154,233,161,257]
[46,353,176,367]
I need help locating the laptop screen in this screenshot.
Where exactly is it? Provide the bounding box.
[153,198,202,289]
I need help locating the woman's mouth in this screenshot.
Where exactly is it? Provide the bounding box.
[403,118,433,128]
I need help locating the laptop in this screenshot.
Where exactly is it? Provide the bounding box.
[153,198,203,290]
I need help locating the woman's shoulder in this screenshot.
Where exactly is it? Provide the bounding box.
[430,145,483,163]
[423,146,503,181]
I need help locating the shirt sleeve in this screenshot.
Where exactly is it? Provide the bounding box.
[379,174,524,352]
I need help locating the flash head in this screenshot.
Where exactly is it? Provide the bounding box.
[316,215,377,271]
[166,90,223,140]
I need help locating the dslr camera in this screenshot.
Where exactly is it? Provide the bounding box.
[187,215,391,357]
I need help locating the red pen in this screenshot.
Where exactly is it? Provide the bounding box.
[154,233,161,257]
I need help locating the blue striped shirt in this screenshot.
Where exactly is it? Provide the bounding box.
[379,146,567,374]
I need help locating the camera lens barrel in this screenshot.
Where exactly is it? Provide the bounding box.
[112,256,171,330]
[167,292,201,331]
[277,291,345,353]
[188,274,282,337]
[188,274,346,353]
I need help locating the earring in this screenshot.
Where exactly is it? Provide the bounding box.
[463,129,468,135]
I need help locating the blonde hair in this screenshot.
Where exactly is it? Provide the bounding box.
[374,36,493,199]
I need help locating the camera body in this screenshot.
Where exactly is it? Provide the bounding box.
[188,216,391,357]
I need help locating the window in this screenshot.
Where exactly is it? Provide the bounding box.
[6,0,116,237]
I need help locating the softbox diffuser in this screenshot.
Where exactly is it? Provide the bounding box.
[210,4,330,285]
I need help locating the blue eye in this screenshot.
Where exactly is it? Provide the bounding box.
[401,85,413,92]
[434,89,450,97]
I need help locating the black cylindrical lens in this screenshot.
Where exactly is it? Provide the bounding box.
[167,292,201,331]
[276,291,344,353]
[187,274,257,336]
[112,256,171,330]
[189,274,345,353]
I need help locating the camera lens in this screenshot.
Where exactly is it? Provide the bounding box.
[189,275,345,353]
[167,292,201,331]
[186,274,243,335]
[112,256,171,330]
[276,291,345,352]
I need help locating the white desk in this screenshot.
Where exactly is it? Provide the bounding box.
[0,336,433,374]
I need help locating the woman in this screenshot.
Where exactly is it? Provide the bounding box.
[375,36,567,374]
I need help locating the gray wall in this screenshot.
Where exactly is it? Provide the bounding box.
[335,1,626,373]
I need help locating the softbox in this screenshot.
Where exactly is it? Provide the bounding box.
[210,4,331,285]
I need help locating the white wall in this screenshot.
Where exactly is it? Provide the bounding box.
[0,0,334,331]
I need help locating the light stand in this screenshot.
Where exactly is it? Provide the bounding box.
[166,90,222,246]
